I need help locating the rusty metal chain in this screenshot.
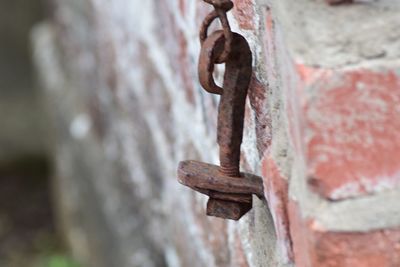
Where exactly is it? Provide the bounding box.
[177,0,264,220]
[199,0,234,63]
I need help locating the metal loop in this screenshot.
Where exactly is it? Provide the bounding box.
[199,0,234,63]
[199,10,219,44]
[203,0,234,11]
[198,31,225,95]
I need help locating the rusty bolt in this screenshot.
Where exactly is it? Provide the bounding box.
[177,29,264,220]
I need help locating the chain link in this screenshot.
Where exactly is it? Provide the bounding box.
[200,0,234,63]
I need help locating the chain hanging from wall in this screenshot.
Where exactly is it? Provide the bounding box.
[177,0,264,220]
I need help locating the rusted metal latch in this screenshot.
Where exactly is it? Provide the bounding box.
[177,0,264,220]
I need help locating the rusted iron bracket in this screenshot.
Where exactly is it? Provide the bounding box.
[177,0,264,221]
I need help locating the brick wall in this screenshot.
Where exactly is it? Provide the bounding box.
[33,0,400,266]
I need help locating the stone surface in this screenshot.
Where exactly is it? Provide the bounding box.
[32,0,288,266]
[32,0,400,266]
[270,0,400,67]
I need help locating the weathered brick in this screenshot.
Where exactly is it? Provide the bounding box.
[248,76,272,157]
[262,155,293,262]
[289,200,400,267]
[232,0,256,31]
[297,66,400,200]
[231,230,250,267]
[34,0,400,266]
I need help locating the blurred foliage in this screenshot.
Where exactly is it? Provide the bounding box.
[4,248,82,267]
[1,228,83,267]
[38,254,82,267]
[0,156,82,267]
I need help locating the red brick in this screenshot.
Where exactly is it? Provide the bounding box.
[297,66,400,200]
[288,201,313,267]
[177,30,196,104]
[191,195,231,267]
[232,0,256,31]
[179,0,185,15]
[248,76,272,157]
[289,200,400,267]
[231,230,250,267]
[262,155,293,261]
[157,0,199,105]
